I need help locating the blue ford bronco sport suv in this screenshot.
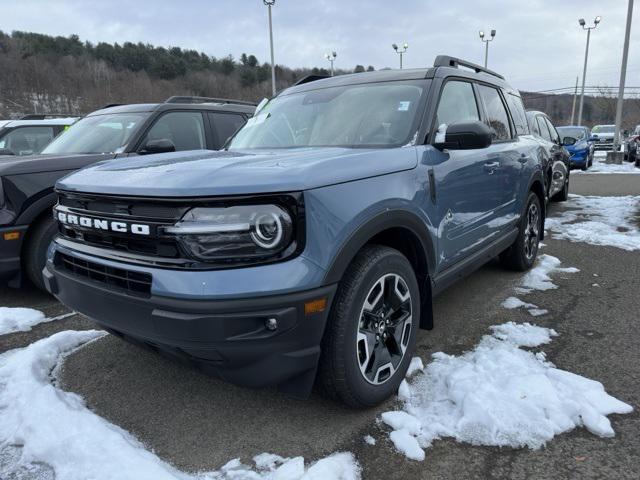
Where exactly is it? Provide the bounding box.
[45,56,546,407]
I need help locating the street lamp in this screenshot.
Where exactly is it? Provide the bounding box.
[576,15,601,127]
[263,0,276,97]
[324,51,337,76]
[479,29,496,68]
[392,42,408,69]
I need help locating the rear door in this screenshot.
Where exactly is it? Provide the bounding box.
[475,84,523,238]
[207,112,248,149]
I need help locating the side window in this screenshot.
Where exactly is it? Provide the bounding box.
[530,116,542,137]
[435,81,480,128]
[536,117,552,142]
[208,112,247,148]
[143,111,206,151]
[477,85,512,141]
[505,94,529,136]
[544,117,561,144]
[0,126,55,155]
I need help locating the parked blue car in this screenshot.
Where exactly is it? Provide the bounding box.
[557,126,594,170]
[45,56,548,407]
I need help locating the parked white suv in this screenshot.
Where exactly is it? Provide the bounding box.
[590,124,615,151]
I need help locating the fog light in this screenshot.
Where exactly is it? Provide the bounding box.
[265,317,278,331]
[3,231,20,241]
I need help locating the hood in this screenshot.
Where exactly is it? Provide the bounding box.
[56,147,418,197]
[0,153,115,176]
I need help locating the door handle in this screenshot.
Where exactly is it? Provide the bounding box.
[483,161,500,173]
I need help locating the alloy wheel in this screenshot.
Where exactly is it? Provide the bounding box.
[523,202,540,261]
[356,273,412,385]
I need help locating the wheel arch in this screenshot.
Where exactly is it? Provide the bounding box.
[324,210,435,330]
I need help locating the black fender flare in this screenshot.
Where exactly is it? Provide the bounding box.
[324,209,435,284]
[15,191,57,226]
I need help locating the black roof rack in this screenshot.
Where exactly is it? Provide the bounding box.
[100,103,124,109]
[433,55,504,80]
[20,113,77,120]
[164,96,256,106]
[294,74,331,86]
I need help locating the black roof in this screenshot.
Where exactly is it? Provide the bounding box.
[282,55,516,96]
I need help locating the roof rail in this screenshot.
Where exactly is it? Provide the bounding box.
[433,55,504,80]
[294,74,331,86]
[100,103,124,109]
[20,113,77,120]
[164,96,257,107]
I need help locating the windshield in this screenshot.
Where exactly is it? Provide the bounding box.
[557,127,586,140]
[42,113,148,154]
[592,125,615,134]
[228,80,428,149]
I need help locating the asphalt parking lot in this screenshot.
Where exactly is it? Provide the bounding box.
[1,172,638,479]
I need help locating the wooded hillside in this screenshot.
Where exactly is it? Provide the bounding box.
[1,31,638,129]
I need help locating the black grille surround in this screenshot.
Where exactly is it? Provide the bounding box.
[54,190,306,270]
[56,252,152,297]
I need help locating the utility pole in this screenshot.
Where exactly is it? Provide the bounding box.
[392,43,408,69]
[613,0,634,152]
[479,29,496,68]
[263,0,277,97]
[570,76,578,125]
[577,16,601,126]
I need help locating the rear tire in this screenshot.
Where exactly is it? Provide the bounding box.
[24,215,58,291]
[318,245,420,408]
[500,192,542,271]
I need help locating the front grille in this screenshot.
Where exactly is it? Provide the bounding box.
[57,253,152,296]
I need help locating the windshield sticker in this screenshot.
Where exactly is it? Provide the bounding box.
[398,101,411,111]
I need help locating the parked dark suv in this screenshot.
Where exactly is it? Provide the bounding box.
[0,97,254,289]
[526,111,572,202]
[46,57,548,407]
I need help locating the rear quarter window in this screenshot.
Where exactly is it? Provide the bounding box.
[505,94,530,136]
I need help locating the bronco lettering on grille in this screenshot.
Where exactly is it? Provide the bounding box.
[56,211,151,236]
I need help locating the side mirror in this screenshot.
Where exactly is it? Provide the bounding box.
[139,138,176,155]
[434,121,493,150]
[0,148,15,156]
[562,136,577,146]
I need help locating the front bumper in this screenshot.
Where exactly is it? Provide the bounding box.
[568,148,589,167]
[0,225,27,284]
[43,248,337,396]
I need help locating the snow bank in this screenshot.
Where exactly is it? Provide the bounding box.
[575,160,640,174]
[381,322,632,460]
[0,307,76,336]
[546,195,640,251]
[516,254,579,294]
[0,330,361,480]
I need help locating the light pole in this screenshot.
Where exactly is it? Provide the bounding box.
[392,42,408,69]
[324,51,337,76]
[479,29,496,68]
[263,0,276,97]
[613,0,633,152]
[577,16,601,127]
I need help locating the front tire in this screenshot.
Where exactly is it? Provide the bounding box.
[500,192,542,271]
[24,216,58,291]
[318,245,420,408]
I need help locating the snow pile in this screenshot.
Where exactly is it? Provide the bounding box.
[516,254,579,294]
[0,330,361,480]
[501,297,548,317]
[546,195,640,251]
[576,160,640,174]
[406,357,424,377]
[0,307,76,336]
[381,322,632,461]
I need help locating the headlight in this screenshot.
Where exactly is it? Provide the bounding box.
[164,204,296,263]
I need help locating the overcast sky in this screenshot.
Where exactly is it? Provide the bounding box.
[3,0,637,92]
